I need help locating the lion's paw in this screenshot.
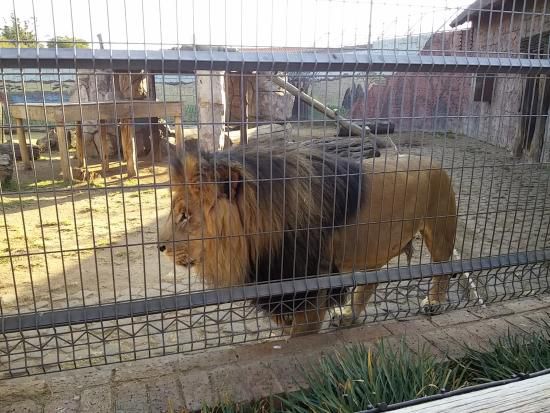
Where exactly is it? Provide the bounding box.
[420,297,445,315]
[329,307,357,327]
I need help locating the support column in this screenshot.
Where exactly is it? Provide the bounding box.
[16,118,32,170]
[174,115,183,158]
[196,70,226,151]
[56,125,73,182]
[121,119,137,178]
[99,120,110,176]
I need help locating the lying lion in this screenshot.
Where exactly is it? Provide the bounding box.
[159,143,465,336]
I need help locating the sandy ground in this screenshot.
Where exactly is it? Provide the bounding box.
[1,125,549,377]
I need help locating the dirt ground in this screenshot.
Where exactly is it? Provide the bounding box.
[1,125,549,377]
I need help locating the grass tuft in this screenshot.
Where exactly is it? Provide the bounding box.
[280,339,467,413]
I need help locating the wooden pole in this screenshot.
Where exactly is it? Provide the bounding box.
[542,105,550,163]
[151,116,162,163]
[240,72,248,145]
[75,121,85,168]
[196,70,226,151]
[529,75,550,162]
[121,119,137,178]
[56,125,73,182]
[174,115,183,157]
[99,120,110,176]
[15,118,32,170]
[271,76,370,136]
[0,103,4,144]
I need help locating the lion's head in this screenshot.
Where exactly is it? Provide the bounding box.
[158,144,252,288]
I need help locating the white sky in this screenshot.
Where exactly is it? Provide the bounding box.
[1,0,473,49]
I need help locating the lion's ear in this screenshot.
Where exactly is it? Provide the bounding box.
[216,164,243,200]
[170,150,202,187]
[169,156,185,185]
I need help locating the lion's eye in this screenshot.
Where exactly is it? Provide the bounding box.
[178,212,188,224]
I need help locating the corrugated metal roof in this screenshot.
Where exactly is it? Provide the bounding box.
[450,0,505,27]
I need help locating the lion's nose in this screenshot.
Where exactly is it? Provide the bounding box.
[158,244,166,252]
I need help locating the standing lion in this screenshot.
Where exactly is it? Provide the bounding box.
[159,142,463,336]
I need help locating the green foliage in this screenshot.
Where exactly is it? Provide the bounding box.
[0,13,41,48]
[202,320,550,413]
[199,399,273,413]
[453,321,550,383]
[280,340,467,413]
[46,35,89,49]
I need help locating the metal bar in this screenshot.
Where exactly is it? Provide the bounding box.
[2,249,548,334]
[1,49,550,73]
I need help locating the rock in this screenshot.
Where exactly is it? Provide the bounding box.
[0,152,13,185]
[0,142,40,161]
[36,129,58,152]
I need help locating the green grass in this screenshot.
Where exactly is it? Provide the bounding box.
[198,319,550,413]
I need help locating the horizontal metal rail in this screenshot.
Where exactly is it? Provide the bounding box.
[361,369,550,413]
[1,249,548,334]
[1,48,550,73]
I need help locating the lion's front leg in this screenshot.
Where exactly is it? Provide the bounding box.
[330,284,377,327]
[420,274,451,314]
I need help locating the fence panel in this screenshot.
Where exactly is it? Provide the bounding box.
[0,0,549,378]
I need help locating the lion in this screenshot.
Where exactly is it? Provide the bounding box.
[159,142,461,336]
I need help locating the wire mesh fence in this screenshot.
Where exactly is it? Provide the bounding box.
[0,0,549,378]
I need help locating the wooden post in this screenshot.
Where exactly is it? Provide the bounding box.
[121,119,137,178]
[529,75,550,162]
[99,120,110,176]
[15,118,32,170]
[56,125,73,182]
[240,72,248,145]
[0,103,4,144]
[196,70,226,151]
[174,115,183,157]
[271,76,370,136]
[75,121,85,169]
[542,105,550,163]
[150,116,162,164]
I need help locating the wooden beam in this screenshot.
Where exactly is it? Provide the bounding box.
[15,118,32,170]
[8,101,183,123]
[393,373,550,412]
[56,125,73,182]
[271,76,370,136]
[121,119,137,178]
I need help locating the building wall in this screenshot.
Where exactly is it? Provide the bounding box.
[356,30,473,133]
[460,1,550,151]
